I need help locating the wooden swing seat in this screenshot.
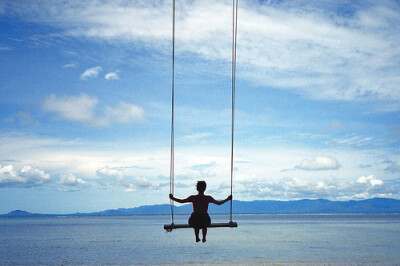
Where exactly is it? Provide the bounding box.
[164,221,237,231]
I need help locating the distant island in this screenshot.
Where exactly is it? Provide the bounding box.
[2,198,400,217]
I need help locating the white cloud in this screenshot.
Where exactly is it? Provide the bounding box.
[357,175,383,186]
[122,177,161,192]
[20,165,51,184]
[102,102,145,125]
[96,165,164,192]
[330,135,377,147]
[1,132,398,200]
[6,1,400,110]
[80,66,102,80]
[96,165,124,178]
[295,156,341,171]
[43,93,144,126]
[0,165,25,185]
[44,93,98,123]
[58,173,89,191]
[104,71,119,80]
[124,184,136,192]
[177,166,216,181]
[0,132,168,186]
[0,165,51,187]
[63,63,78,68]
[241,175,396,200]
[178,132,213,143]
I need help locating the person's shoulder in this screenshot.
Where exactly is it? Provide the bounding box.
[205,195,215,200]
[187,195,196,200]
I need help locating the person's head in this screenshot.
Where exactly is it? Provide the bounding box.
[196,181,207,193]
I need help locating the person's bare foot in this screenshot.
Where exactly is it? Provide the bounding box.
[196,237,200,242]
[202,237,206,243]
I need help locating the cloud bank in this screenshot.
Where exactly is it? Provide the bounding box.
[0,165,50,188]
[96,165,163,192]
[0,164,91,191]
[123,177,162,192]
[4,0,400,110]
[43,93,145,126]
[241,175,397,200]
[96,165,124,179]
[43,93,98,123]
[295,156,341,171]
[58,173,89,191]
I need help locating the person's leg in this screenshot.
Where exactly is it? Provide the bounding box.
[194,228,200,242]
[202,227,207,242]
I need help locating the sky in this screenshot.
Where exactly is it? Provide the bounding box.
[1,0,400,214]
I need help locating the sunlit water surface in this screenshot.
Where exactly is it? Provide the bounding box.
[1,214,399,265]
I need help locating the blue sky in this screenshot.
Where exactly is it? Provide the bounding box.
[1,0,400,214]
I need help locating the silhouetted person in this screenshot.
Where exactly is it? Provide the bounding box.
[169,180,232,242]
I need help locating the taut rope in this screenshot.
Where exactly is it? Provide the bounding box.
[230,0,238,223]
[170,0,176,225]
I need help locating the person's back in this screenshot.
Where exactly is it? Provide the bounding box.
[188,194,213,214]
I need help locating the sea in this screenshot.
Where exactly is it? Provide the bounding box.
[1,214,400,265]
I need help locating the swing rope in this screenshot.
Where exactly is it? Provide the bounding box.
[169,0,238,225]
[170,0,175,225]
[230,0,238,223]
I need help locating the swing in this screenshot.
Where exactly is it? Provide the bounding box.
[164,221,237,231]
[164,0,239,232]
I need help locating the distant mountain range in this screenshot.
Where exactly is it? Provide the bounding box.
[2,198,400,217]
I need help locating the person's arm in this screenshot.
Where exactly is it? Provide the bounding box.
[169,194,191,204]
[209,195,232,205]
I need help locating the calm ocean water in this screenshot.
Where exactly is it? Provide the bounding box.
[1,214,399,265]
